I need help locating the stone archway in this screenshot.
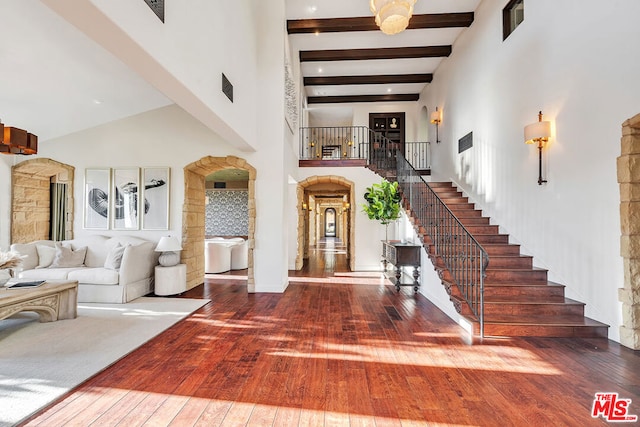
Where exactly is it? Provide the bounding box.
[618,113,640,349]
[11,158,74,243]
[182,156,256,292]
[296,175,356,271]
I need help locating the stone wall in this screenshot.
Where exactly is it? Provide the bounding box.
[618,113,640,349]
[11,159,74,244]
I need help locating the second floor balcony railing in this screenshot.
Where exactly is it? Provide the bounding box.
[300,126,431,171]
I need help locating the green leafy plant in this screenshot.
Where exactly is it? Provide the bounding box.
[363,180,402,240]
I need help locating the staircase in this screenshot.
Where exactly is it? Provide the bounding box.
[367,149,608,338]
[410,181,608,338]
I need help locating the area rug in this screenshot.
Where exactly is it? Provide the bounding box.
[0,296,210,427]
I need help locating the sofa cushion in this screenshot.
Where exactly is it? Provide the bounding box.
[68,268,119,285]
[119,242,156,285]
[36,245,56,268]
[104,244,127,270]
[51,243,87,268]
[20,267,77,280]
[10,241,54,271]
[69,236,110,268]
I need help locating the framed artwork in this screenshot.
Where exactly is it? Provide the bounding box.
[112,168,140,230]
[141,167,170,230]
[83,168,111,229]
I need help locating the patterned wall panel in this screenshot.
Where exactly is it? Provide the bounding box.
[205,190,248,236]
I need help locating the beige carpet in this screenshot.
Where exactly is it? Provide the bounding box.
[0,296,210,427]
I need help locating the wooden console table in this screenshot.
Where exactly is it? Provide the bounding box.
[0,280,78,322]
[382,241,421,293]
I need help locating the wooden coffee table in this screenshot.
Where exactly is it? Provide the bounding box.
[0,280,78,322]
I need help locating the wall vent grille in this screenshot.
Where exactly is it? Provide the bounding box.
[222,74,234,103]
[458,132,473,153]
[143,0,164,22]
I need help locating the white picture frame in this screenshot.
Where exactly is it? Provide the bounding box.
[83,168,111,230]
[141,167,170,230]
[111,168,140,230]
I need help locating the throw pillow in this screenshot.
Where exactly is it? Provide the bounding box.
[104,244,127,270]
[50,243,87,268]
[35,245,56,269]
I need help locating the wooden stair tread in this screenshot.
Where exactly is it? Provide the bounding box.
[478,315,608,327]
[483,297,584,305]
[482,283,566,290]
[484,266,547,272]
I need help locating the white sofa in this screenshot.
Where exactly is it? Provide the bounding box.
[10,235,158,303]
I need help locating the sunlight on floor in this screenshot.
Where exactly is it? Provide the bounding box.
[79,304,194,317]
[265,340,560,375]
[288,276,389,286]
[204,274,248,280]
[79,389,471,426]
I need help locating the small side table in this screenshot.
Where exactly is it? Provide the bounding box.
[155,264,187,296]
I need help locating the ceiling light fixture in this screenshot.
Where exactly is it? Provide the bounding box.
[370,0,417,35]
[0,119,38,155]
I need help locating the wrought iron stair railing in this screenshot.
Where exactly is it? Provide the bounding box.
[299,126,430,170]
[394,151,489,337]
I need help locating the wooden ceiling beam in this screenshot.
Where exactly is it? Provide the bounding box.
[307,94,420,104]
[287,12,474,34]
[304,74,432,86]
[300,46,451,62]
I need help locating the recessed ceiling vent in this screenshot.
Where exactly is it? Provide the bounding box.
[144,0,164,22]
[222,74,234,103]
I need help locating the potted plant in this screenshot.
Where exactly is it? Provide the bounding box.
[363,179,402,241]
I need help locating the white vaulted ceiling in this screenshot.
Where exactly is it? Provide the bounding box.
[0,0,171,142]
[0,0,481,143]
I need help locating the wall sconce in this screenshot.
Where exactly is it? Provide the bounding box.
[524,111,552,185]
[302,202,308,210]
[343,202,350,211]
[430,107,441,144]
[0,120,38,155]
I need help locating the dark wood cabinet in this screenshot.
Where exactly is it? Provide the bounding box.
[369,112,405,153]
[382,240,420,293]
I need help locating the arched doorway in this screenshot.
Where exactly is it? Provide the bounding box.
[11,158,74,243]
[296,175,355,271]
[418,105,429,141]
[618,112,640,349]
[182,156,256,292]
[324,208,336,237]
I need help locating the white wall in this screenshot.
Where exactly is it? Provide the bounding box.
[419,0,640,342]
[43,0,260,151]
[251,0,290,292]
[11,104,291,292]
[0,155,16,250]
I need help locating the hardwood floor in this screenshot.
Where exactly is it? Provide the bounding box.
[20,246,640,426]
